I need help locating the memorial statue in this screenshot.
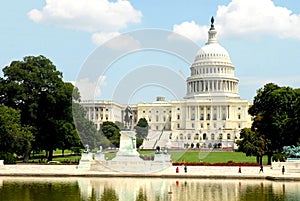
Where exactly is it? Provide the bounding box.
[283,145,300,158]
[124,105,132,130]
[84,144,90,153]
[97,146,103,153]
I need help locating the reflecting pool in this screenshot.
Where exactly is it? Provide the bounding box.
[0,177,300,201]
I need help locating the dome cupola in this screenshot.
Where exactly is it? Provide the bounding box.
[185,17,240,100]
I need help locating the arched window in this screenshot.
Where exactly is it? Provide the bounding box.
[227,133,231,139]
[219,133,223,140]
[194,133,199,140]
[180,133,183,140]
[203,133,207,140]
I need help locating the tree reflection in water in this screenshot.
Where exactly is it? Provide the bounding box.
[135,188,147,201]
[1,178,300,201]
[100,186,119,201]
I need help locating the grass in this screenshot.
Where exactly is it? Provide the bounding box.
[174,151,268,164]
[23,149,268,165]
[139,150,268,164]
[107,150,267,164]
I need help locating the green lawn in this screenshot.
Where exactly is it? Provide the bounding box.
[25,150,268,165]
[138,150,267,164]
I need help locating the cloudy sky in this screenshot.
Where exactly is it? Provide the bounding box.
[1,0,300,104]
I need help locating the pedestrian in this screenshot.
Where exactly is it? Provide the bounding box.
[238,166,241,173]
[176,167,179,173]
[282,166,285,175]
[259,165,263,173]
[184,165,187,173]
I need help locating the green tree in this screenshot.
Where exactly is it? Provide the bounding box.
[236,128,268,164]
[100,121,121,148]
[248,83,300,164]
[72,102,98,150]
[0,105,33,163]
[135,118,148,148]
[0,55,79,161]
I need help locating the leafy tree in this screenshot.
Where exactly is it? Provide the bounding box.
[0,56,79,161]
[248,83,300,164]
[236,128,268,164]
[100,121,121,148]
[135,118,148,148]
[0,105,33,163]
[72,102,98,150]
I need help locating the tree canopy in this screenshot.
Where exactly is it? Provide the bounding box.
[240,83,300,164]
[0,55,81,161]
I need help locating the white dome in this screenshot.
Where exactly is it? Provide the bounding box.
[194,43,231,62]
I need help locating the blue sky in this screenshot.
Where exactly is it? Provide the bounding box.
[1,0,300,104]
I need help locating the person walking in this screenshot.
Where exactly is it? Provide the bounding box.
[282,166,285,175]
[259,165,264,173]
[176,167,179,173]
[184,165,187,173]
[238,166,242,173]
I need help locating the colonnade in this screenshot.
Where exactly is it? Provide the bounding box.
[187,79,238,93]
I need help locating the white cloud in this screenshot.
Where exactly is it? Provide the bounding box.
[75,76,106,100]
[28,0,142,45]
[171,0,300,42]
[92,31,121,45]
[216,0,300,39]
[103,34,141,50]
[171,21,208,42]
[28,0,142,32]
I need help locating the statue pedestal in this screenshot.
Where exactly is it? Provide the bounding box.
[112,130,142,161]
[78,153,94,169]
[94,152,105,161]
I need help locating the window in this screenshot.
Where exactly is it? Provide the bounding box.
[156,115,159,122]
[238,114,241,119]
[219,134,223,140]
[203,133,207,140]
[177,115,180,120]
[180,133,183,140]
[187,134,191,140]
[227,133,231,139]
[177,124,180,129]
[194,133,199,140]
[191,123,194,128]
[156,126,159,130]
[211,133,214,140]
[143,110,145,113]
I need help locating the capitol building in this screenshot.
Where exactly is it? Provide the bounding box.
[80,18,252,150]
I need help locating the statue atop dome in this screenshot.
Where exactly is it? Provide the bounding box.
[210,16,215,30]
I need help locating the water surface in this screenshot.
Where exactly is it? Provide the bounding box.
[0,177,299,201]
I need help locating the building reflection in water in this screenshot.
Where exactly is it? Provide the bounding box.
[0,177,299,200]
[77,178,300,201]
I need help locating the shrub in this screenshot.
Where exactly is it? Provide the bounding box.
[0,152,16,164]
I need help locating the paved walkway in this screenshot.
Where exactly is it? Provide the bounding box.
[0,164,299,181]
